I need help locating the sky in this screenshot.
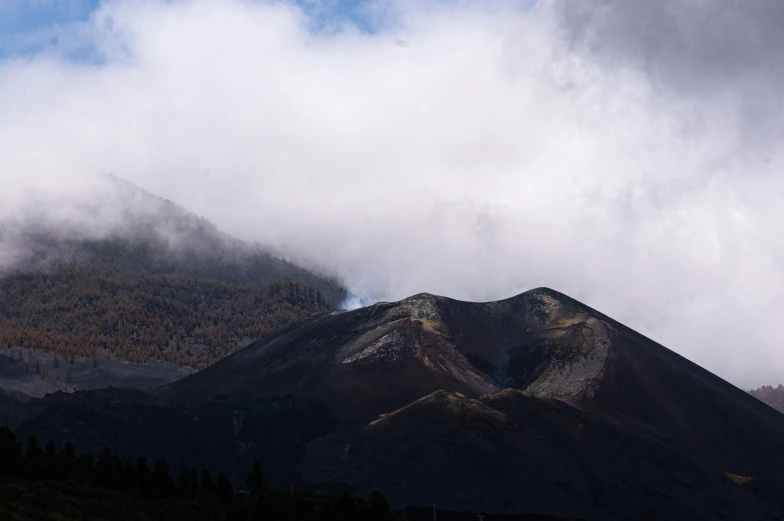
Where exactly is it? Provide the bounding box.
[1,0,783,389]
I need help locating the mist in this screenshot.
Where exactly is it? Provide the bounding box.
[1,0,783,388]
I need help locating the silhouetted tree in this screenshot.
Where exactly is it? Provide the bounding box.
[201,469,214,495]
[96,447,115,485]
[122,461,136,489]
[26,435,43,479]
[178,465,189,495]
[246,460,266,496]
[178,465,200,496]
[152,458,175,498]
[0,426,24,477]
[60,441,76,480]
[136,457,151,495]
[216,473,234,504]
[368,490,391,521]
[338,490,356,521]
[110,453,124,486]
[42,440,61,480]
[76,453,94,482]
[188,466,199,494]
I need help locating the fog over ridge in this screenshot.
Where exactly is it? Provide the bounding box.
[1,0,783,387]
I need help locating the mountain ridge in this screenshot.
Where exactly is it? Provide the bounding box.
[0,176,347,373]
[0,176,346,304]
[8,287,784,519]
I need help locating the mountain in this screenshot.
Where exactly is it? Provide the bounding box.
[0,176,345,372]
[8,288,784,519]
[749,385,784,413]
[0,276,331,369]
[0,176,345,304]
[162,289,784,476]
[301,389,764,519]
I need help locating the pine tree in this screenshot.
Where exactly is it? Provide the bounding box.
[200,468,214,495]
[368,490,391,521]
[26,435,43,479]
[42,440,61,480]
[76,453,94,482]
[178,465,190,496]
[246,461,266,496]
[188,466,199,495]
[110,454,124,486]
[122,461,136,489]
[60,441,76,480]
[96,447,114,485]
[0,426,24,477]
[136,457,151,495]
[152,458,175,498]
[216,474,234,504]
[338,491,356,521]
[178,465,199,496]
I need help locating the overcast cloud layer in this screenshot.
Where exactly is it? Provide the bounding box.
[1,0,783,388]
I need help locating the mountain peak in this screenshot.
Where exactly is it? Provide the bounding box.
[16,286,784,518]
[0,176,346,304]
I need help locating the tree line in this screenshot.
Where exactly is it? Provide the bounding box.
[0,426,235,502]
[0,426,392,521]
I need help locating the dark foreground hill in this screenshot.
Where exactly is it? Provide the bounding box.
[8,288,784,519]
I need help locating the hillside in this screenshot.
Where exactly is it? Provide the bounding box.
[0,274,329,369]
[749,385,784,413]
[0,425,413,521]
[0,176,345,304]
[301,389,770,519]
[0,177,345,372]
[10,288,784,519]
[0,348,194,400]
[161,288,784,476]
[0,427,561,521]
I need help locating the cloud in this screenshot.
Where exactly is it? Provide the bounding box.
[1,0,783,387]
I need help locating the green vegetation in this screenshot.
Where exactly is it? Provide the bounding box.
[0,273,330,369]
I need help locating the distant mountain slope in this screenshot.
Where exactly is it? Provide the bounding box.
[0,176,345,371]
[0,176,345,304]
[749,385,784,413]
[12,288,784,519]
[0,346,194,399]
[0,275,330,369]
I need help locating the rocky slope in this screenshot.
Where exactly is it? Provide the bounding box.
[0,177,345,382]
[162,288,784,475]
[10,288,784,519]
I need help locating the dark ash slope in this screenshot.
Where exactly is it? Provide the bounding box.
[10,288,784,519]
[164,288,784,475]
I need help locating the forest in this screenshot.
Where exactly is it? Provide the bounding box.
[0,426,395,521]
[0,272,331,369]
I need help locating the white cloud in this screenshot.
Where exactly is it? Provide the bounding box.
[1,0,783,387]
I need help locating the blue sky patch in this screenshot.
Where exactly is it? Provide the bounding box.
[0,0,387,61]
